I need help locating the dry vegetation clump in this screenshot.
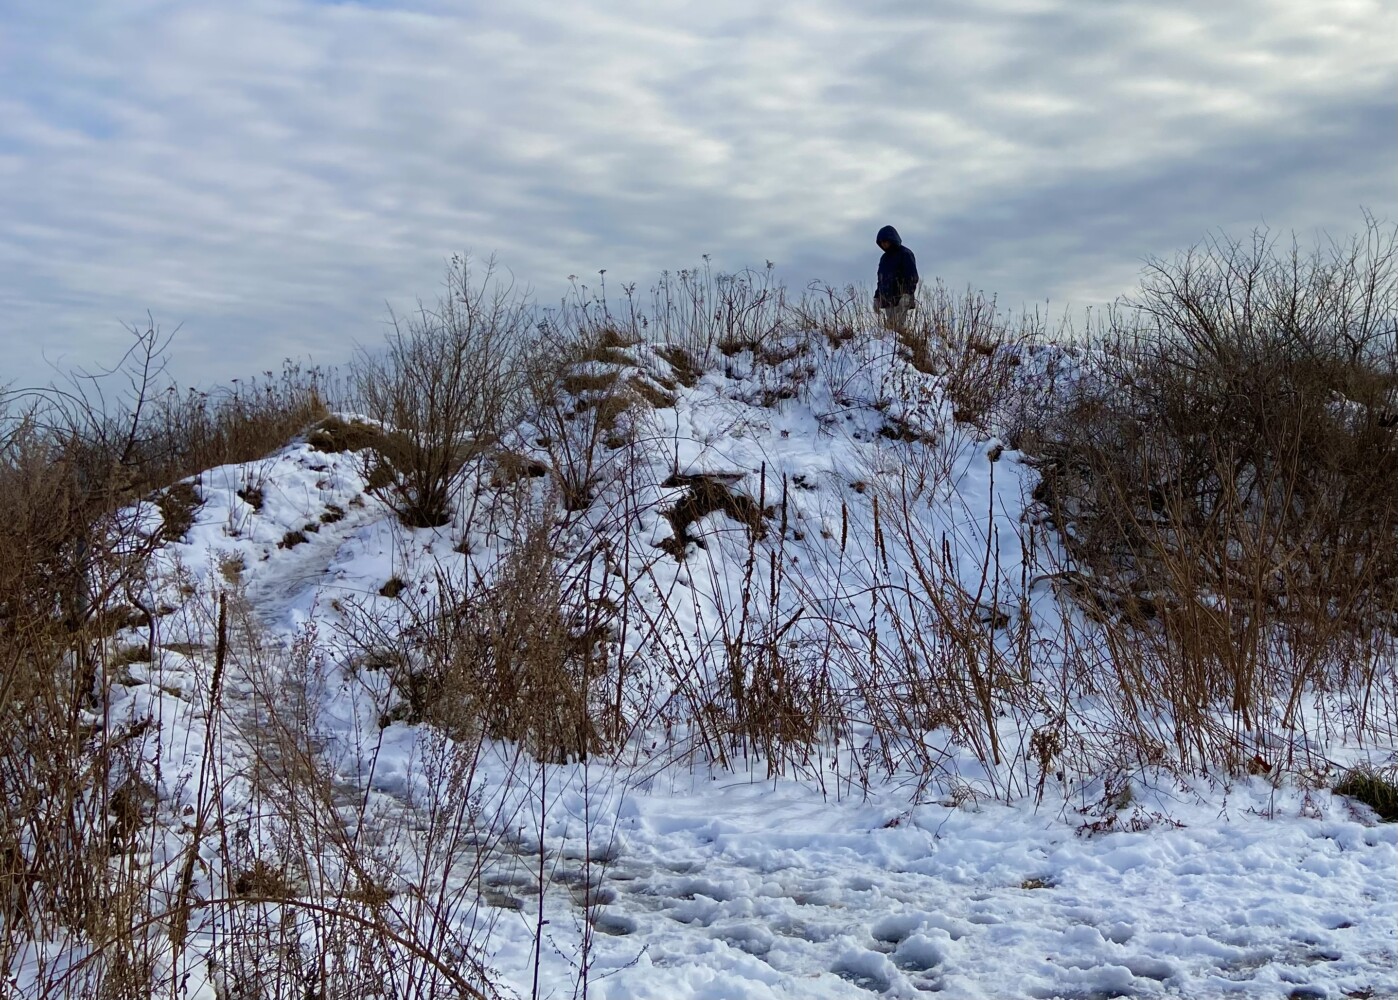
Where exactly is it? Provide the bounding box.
[649,472,846,776]
[0,327,366,999]
[278,528,310,549]
[306,414,384,453]
[639,260,787,364]
[353,254,532,528]
[624,373,678,410]
[0,440,159,993]
[154,480,203,542]
[1034,218,1398,761]
[0,318,320,688]
[1333,765,1398,822]
[146,361,330,484]
[524,322,673,512]
[893,282,1060,443]
[654,344,702,387]
[449,518,615,762]
[713,627,840,777]
[55,325,331,497]
[355,507,619,763]
[489,450,549,488]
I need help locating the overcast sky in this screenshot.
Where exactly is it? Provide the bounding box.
[1,0,1394,387]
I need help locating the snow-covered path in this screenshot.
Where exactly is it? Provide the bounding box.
[565,774,1396,999]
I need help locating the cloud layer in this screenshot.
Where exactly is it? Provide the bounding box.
[2,0,1393,384]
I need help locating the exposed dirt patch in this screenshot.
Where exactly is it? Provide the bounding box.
[658,473,768,560]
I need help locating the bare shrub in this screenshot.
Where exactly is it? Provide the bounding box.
[355,255,531,528]
[0,416,166,1000]
[521,289,686,518]
[1037,218,1398,761]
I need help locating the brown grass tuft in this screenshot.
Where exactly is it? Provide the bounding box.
[306,415,384,454]
[155,481,203,542]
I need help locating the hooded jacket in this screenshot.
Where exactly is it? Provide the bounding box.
[875,225,919,307]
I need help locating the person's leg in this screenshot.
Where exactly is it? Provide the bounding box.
[883,298,909,331]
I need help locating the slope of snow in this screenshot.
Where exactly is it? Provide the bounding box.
[88,332,1398,999]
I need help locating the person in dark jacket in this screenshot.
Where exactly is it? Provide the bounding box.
[874,225,918,329]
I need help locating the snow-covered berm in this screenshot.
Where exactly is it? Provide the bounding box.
[92,331,1395,999]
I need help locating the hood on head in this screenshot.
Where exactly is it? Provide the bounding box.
[876,225,902,247]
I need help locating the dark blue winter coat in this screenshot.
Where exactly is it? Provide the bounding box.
[875,225,919,308]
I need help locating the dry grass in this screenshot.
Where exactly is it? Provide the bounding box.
[525,325,665,513]
[1333,765,1398,822]
[306,414,384,454]
[655,345,702,388]
[1033,219,1398,765]
[153,481,202,542]
[642,260,788,364]
[342,497,618,764]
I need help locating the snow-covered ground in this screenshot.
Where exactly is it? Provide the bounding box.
[88,333,1397,999]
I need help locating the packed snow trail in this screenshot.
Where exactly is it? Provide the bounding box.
[564,772,1396,999]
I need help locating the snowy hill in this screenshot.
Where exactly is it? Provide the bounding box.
[33,325,1398,999]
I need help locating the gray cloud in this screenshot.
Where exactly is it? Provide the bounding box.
[1,0,1393,387]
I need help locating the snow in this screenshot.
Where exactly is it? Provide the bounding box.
[68,331,1398,998]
